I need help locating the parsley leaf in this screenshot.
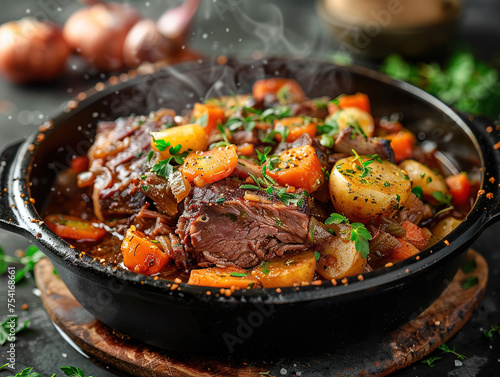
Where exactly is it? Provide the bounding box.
[0,245,45,283]
[461,259,477,273]
[0,317,30,346]
[230,272,249,277]
[483,325,500,340]
[421,356,442,367]
[462,276,478,290]
[432,191,452,206]
[411,186,423,199]
[60,366,86,377]
[325,213,349,225]
[438,343,467,360]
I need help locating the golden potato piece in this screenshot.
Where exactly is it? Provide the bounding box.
[329,156,412,222]
[325,107,375,137]
[316,224,367,280]
[431,216,461,240]
[399,160,448,202]
[251,250,316,288]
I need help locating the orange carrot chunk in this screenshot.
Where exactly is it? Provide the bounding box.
[386,131,416,163]
[45,214,106,241]
[192,103,226,136]
[389,238,421,261]
[181,144,238,187]
[446,172,471,207]
[273,116,317,142]
[121,225,170,275]
[328,93,371,114]
[188,266,258,289]
[252,78,306,103]
[401,221,431,251]
[268,145,324,193]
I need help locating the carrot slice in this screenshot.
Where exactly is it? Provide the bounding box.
[385,130,416,163]
[445,172,471,207]
[252,78,306,103]
[45,214,106,241]
[236,143,255,157]
[273,116,317,142]
[268,145,324,193]
[121,226,169,275]
[401,221,431,250]
[151,124,208,159]
[188,266,258,289]
[181,144,238,187]
[328,93,371,114]
[192,103,226,136]
[389,238,420,261]
[70,156,89,174]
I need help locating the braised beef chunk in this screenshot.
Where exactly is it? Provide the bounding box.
[334,127,394,162]
[86,114,164,220]
[177,180,311,268]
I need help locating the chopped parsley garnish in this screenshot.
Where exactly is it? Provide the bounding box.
[240,166,307,207]
[276,218,282,227]
[411,186,423,199]
[256,146,273,164]
[432,191,453,206]
[324,213,372,258]
[317,116,339,136]
[261,261,270,274]
[216,196,226,204]
[150,142,189,180]
[319,134,335,148]
[230,272,249,277]
[314,251,321,261]
[384,181,391,188]
[224,213,238,222]
[351,149,375,178]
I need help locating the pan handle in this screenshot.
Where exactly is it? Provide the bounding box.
[458,113,500,228]
[0,141,24,233]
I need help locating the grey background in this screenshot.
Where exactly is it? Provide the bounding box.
[0,1,499,376]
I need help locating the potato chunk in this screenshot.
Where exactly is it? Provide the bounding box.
[329,156,412,222]
[399,160,448,202]
[316,224,367,280]
[431,217,461,240]
[325,107,375,137]
[251,250,316,288]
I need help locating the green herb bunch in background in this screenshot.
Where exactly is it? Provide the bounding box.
[382,50,500,119]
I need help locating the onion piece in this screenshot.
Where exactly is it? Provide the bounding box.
[63,2,141,71]
[157,0,200,49]
[123,19,176,68]
[0,18,69,83]
[168,171,191,203]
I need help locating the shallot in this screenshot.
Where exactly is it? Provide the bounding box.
[63,1,141,71]
[0,18,69,84]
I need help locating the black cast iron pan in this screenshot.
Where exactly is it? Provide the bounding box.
[0,58,499,355]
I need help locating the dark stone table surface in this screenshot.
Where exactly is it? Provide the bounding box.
[0,1,499,376]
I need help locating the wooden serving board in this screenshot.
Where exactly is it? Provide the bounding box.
[35,250,488,377]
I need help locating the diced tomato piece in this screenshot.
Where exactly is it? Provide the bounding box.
[446,172,471,207]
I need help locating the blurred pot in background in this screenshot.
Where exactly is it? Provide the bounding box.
[318,0,462,59]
